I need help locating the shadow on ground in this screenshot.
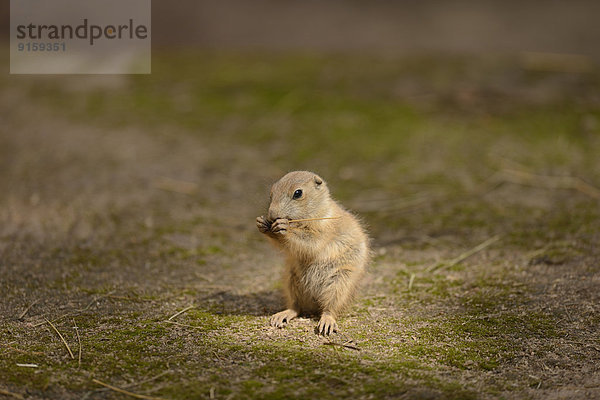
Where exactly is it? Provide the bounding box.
[200,290,283,316]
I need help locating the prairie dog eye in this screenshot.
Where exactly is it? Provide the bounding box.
[292,189,303,199]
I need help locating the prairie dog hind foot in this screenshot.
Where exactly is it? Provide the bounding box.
[316,313,338,336]
[270,309,298,328]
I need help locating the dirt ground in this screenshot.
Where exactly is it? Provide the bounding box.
[1,50,599,399]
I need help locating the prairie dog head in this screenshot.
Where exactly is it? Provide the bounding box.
[267,171,330,221]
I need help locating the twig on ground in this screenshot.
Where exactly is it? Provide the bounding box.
[129,371,171,389]
[6,345,45,356]
[565,341,600,353]
[427,235,501,273]
[338,331,358,345]
[153,177,198,195]
[520,51,593,73]
[288,217,341,223]
[499,168,600,200]
[17,299,39,320]
[342,342,361,351]
[107,295,154,302]
[32,291,116,327]
[563,306,574,323]
[526,246,550,262]
[408,273,415,291]
[0,388,24,399]
[353,196,431,214]
[163,320,203,329]
[325,338,343,359]
[92,379,167,400]
[91,371,171,398]
[526,240,575,265]
[15,364,38,368]
[81,291,117,313]
[323,338,361,351]
[490,154,533,172]
[167,305,195,321]
[73,319,82,368]
[45,318,74,359]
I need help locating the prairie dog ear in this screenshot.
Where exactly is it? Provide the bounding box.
[314,175,323,186]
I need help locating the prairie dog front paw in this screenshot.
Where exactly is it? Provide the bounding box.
[256,216,272,234]
[317,313,338,336]
[270,218,289,235]
[270,309,298,328]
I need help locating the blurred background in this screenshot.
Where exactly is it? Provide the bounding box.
[1,1,599,399]
[3,1,600,56]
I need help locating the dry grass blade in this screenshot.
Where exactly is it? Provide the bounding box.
[352,195,431,213]
[107,295,154,302]
[0,388,24,400]
[92,379,168,400]
[32,291,116,327]
[288,216,341,223]
[73,319,82,368]
[427,235,501,273]
[45,318,74,359]
[329,342,361,351]
[167,305,195,321]
[6,345,45,356]
[163,320,203,329]
[153,177,198,195]
[17,299,39,320]
[129,371,171,389]
[408,273,416,291]
[323,337,361,351]
[93,371,171,397]
[520,51,593,73]
[500,168,600,200]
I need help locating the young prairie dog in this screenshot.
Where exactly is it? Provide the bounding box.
[256,171,369,335]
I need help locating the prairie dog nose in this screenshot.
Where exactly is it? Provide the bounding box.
[267,208,278,222]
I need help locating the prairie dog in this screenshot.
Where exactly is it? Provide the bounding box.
[256,171,369,335]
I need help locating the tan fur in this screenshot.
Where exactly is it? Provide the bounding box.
[256,171,369,335]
